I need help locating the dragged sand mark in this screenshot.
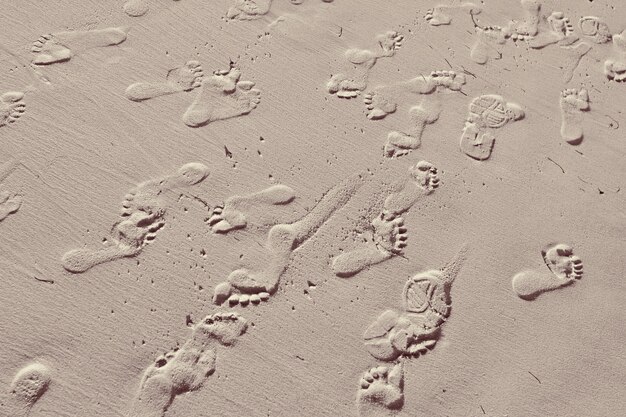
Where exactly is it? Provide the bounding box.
[183,67,261,127]
[459,94,524,160]
[363,70,466,121]
[327,31,404,99]
[560,42,592,83]
[128,312,247,417]
[332,161,439,277]
[208,184,295,234]
[125,61,203,102]
[0,92,26,127]
[424,2,481,26]
[559,88,589,145]
[356,363,404,417]
[213,174,365,306]
[512,243,583,300]
[363,247,467,362]
[226,0,272,21]
[579,16,612,45]
[7,362,51,417]
[62,163,209,273]
[31,27,128,65]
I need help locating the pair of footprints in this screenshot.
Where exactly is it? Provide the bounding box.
[125,63,261,128]
[209,161,440,307]
[62,162,210,273]
[358,248,467,415]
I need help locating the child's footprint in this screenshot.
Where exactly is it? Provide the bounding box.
[125,61,203,102]
[0,92,26,127]
[512,243,583,300]
[182,67,261,127]
[8,363,51,417]
[356,363,404,417]
[32,27,128,65]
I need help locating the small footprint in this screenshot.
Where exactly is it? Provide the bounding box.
[226,0,272,20]
[512,243,583,300]
[459,94,524,160]
[208,184,295,234]
[529,11,578,49]
[128,312,247,417]
[579,16,612,44]
[332,161,439,277]
[605,59,626,82]
[363,70,466,121]
[424,2,481,26]
[7,362,51,417]
[182,67,261,127]
[125,61,203,102]
[327,31,403,99]
[384,100,441,158]
[559,87,589,145]
[213,173,365,306]
[362,246,467,362]
[62,163,209,273]
[356,363,404,417]
[0,92,26,127]
[31,27,128,65]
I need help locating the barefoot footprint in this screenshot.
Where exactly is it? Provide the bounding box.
[212,173,365,306]
[327,31,404,98]
[529,11,578,49]
[8,363,52,417]
[356,363,404,417]
[226,0,272,20]
[459,94,524,160]
[31,27,128,65]
[208,184,296,233]
[62,163,209,273]
[559,87,589,145]
[182,67,261,127]
[384,100,441,158]
[424,2,481,26]
[128,312,247,417]
[0,92,26,127]
[512,243,583,300]
[125,61,203,102]
[332,161,440,277]
[124,0,150,17]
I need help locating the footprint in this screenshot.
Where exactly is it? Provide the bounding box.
[125,61,203,102]
[470,25,507,65]
[459,94,524,160]
[363,71,466,121]
[579,16,612,44]
[226,0,272,20]
[504,0,541,41]
[213,174,365,305]
[512,243,583,300]
[528,11,578,49]
[31,27,128,65]
[62,163,209,273]
[424,2,481,26]
[0,92,26,127]
[327,31,403,98]
[129,312,247,417]
[182,67,261,127]
[356,363,404,417]
[8,363,51,417]
[208,184,295,234]
[559,88,589,145]
[124,0,150,16]
[604,59,626,82]
[332,161,439,278]
[0,189,23,222]
[384,100,441,158]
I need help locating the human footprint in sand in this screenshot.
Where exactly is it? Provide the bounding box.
[559,88,589,145]
[212,174,365,306]
[383,100,442,158]
[31,27,128,65]
[6,362,52,417]
[327,31,404,98]
[0,92,26,127]
[182,67,261,127]
[356,363,404,417]
[62,163,209,273]
[125,61,204,102]
[226,0,272,20]
[512,243,583,300]
[128,312,247,417]
[332,161,440,277]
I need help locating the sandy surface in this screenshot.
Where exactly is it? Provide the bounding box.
[1,1,625,416]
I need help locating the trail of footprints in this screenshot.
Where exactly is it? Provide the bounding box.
[0,1,600,416]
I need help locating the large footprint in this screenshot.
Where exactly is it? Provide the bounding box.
[512,243,583,300]
[125,61,203,102]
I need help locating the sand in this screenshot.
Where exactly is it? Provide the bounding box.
[1,0,625,416]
